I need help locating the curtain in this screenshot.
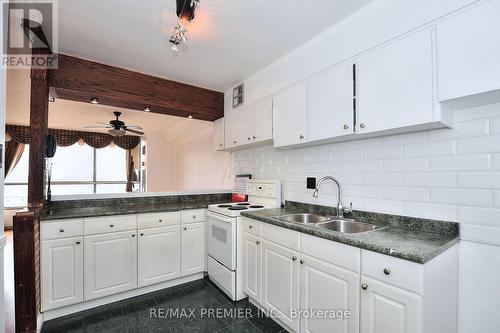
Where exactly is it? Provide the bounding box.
[4,140,25,177]
[6,125,141,150]
[125,149,134,192]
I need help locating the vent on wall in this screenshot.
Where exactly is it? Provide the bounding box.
[232,83,244,108]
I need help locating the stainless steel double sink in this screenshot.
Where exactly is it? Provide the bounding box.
[276,213,384,233]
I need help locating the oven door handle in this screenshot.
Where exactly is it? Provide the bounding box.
[207,212,235,224]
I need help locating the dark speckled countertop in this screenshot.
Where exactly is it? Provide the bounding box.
[241,201,459,264]
[41,193,232,221]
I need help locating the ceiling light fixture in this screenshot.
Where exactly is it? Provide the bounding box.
[187,114,193,119]
[90,97,99,104]
[144,106,151,112]
[169,0,200,52]
[48,96,55,102]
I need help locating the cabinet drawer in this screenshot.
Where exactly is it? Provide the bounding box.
[181,209,205,224]
[41,219,83,240]
[138,212,180,229]
[262,223,300,251]
[301,233,360,272]
[242,217,262,237]
[361,250,423,294]
[84,215,137,235]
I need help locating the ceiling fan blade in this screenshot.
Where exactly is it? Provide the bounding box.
[97,121,111,126]
[124,125,143,130]
[124,128,144,135]
[83,125,112,128]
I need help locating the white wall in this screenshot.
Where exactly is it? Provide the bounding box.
[169,127,232,191]
[227,1,499,332]
[145,133,173,192]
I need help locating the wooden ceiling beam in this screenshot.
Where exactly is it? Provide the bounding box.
[49,54,224,121]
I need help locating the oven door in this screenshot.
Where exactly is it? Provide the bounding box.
[207,211,237,270]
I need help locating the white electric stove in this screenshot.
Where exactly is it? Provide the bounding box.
[207,179,281,301]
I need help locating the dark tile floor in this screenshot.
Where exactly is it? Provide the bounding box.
[41,278,286,333]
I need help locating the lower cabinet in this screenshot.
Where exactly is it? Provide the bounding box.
[138,225,181,287]
[243,233,261,302]
[41,237,84,311]
[300,255,359,333]
[181,222,206,276]
[84,230,138,301]
[261,240,301,332]
[360,277,422,333]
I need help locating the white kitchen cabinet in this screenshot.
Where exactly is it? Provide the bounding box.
[138,225,180,287]
[84,230,138,301]
[355,28,447,135]
[41,237,84,311]
[243,232,261,302]
[300,254,359,333]
[273,82,308,147]
[261,240,300,331]
[252,96,273,143]
[437,0,500,101]
[213,118,225,151]
[225,105,253,148]
[360,277,422,333]
[307,62,354,142]
[181,222,206,276]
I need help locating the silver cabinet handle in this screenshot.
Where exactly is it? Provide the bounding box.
[192,215,197,219]
[299,135,304,139]
[247,137,251,141]
[183,226,187,230]
[300,259,304,264]
[292,256,297,261]
[256,240,260,245]
[76,240,81,245]
[59,228,64,233]
[361,283,368,290]
[158,219,163,223]
[253,136,256,139]
[360,123,366,129]
[233,140,237,144]
[248,225,253,229]
[132,234,136,237]
[383,268,391,275]
[219,143,223,147]
[344,124,349,129]
[140,233,144,236]
[110,224,114,228]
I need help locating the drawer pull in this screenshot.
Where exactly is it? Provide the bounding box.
[183,226,187,230]
[159,219,163,223]
[140,233,144,236]
[132,234,136,237]
[300,259,304,264]
[383,268,391,275]
[292,256,297,261]
[361,283,368,290]
[248,225,253,229]
[76,241,81,245]
[59,228,64,233]
[192,215,197,219]
[256,240,260,245]
[110,224,114,228]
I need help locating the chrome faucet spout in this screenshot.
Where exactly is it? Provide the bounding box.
[313,176,344,218]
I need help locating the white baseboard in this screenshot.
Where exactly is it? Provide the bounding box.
[42,273,204,321]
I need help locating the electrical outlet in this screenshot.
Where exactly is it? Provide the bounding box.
[306,177,316,189]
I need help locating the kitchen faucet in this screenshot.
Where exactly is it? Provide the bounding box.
[312,176,350,218]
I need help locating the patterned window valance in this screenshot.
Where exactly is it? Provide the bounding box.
[6,125,141,150]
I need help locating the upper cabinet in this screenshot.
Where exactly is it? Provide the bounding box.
[252,96,273,143]
[272,82,308,147]
[213,118,225,151]
[307,62,354,142]
[437,0,500,101]
[355,28,447,135]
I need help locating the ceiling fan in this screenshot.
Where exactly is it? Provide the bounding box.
[84,112,144,136]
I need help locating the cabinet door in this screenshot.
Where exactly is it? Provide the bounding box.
[41,237,83,311]
[356,29,435,134]
[225,106,252,148]
[181,222,206,276]
[300,255,359,333]
[261,240,300,331]
[437,0,500,101]
[84,231,137,301]
[360,277,422,333]
[252,96,273,143]
[213,118,225,151]
[243,233,261,302]
[273,82,308,147]
[308,62,354,142]
[138,225,180,287]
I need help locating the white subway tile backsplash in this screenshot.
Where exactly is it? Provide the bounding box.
[403,173,456,188]
[456,135,500,154]
[430,155,490,171]
[403,141,455,157]
[430,189,492,207]
[383,158,428,172]
[384,187,429,202]
[457,173,500,189]
[231,104,500,225]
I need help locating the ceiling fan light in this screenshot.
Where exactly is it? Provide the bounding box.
[90,97,99,104]
[187,114,193,119]
[144,106,151,112]
[109,129,126,137]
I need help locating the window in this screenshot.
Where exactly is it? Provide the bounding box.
[232,83,244,108]
[4,143,139,207]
